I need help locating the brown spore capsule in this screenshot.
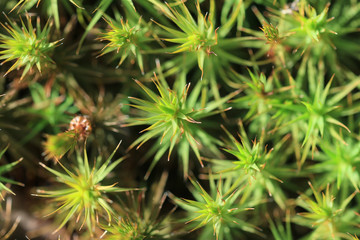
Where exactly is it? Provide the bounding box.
[69,116,92,140]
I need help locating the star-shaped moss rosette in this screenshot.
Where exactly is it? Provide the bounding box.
[34,142,138,235]
[208,123,290,209]
[295,182,360,239]
[98,12,151,75]
[260,23,281,44]
[262,2,337,57]
[245,1,360,73]
[310,136,360,191]
[0,13,61,80]
[151,0,266,114]
[269,61,360,168]
[258,21,288,66]
[123,73,238,179]
[260,1,360,75]
[230,69,293,131]
[170,175,262,240]
[152,0,218,79]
